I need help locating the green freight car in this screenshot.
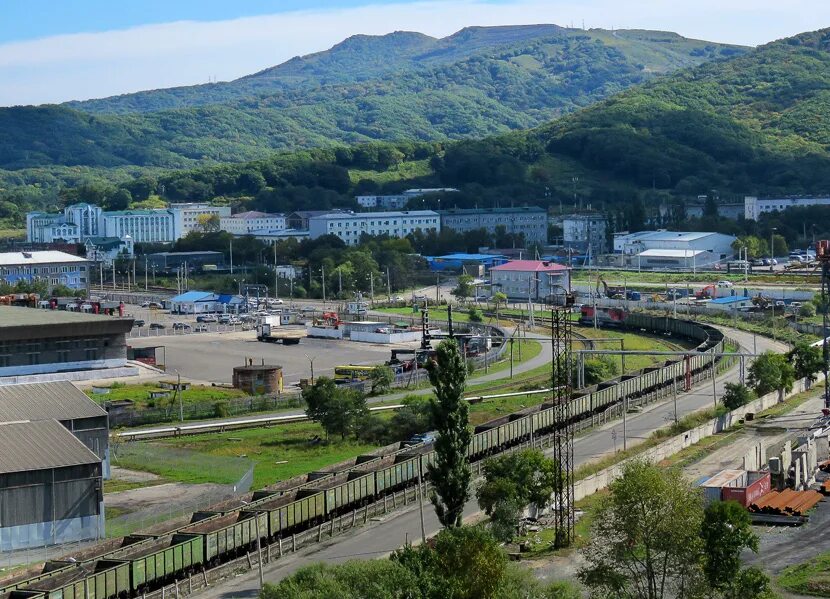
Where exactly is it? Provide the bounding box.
[102,534,203,594]
[23,560,129,599]
[0,563,74,595]
[179,512,266,565]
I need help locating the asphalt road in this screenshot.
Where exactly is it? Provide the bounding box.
[194,326,787,599]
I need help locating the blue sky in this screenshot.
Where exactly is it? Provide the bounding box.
[0,0,828,106]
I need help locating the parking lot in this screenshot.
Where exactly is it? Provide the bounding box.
[127,329,408,385]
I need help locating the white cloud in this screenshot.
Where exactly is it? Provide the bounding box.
[0,0,828,106]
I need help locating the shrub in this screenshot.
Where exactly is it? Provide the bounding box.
[721,382,753,411]
[213,400,230,418]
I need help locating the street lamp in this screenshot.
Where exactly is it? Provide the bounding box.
[770,227,777,262]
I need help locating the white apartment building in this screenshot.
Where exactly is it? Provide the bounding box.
[170,203,231,238]
[744,195,830,221]
[220,211,286,235]
[562,214,608,255]
[102,210,176,243]
[308,210,440,245]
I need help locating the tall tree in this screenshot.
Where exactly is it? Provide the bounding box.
[426,339,471,528]
[700,500,761,596]
[302,377,368,440]
[579,460,706,599]
[747,352,796,397]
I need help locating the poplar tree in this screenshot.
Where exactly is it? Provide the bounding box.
[426,339,471,527]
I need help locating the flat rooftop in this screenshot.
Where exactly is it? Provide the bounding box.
[0,305,133,338]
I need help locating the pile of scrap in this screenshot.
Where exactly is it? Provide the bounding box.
[749,489,823,524]
[820,479,830,495]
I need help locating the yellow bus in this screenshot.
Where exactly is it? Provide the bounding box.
[334,365,376,381]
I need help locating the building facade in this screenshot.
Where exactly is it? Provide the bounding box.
[101,209,175,243]
[355,188,459,211]
[0,306,132,378]
[308,210,440,245]
[220,211,286,235]
[562,214,607,255]
[489,260,571,301]
[84,236,134,266]
[744,195,830,221]
[170,203,232,238]
[439,206,548,245]
[0,251,90,291]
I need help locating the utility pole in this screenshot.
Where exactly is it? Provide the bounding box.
[321,265,326,304]
[229,237,234,274]
[255,511,264,589]
[417,460,427,544]
[144,256,148,291]
[177,370,184,422]
[274,242,278,298]
[112,262,116,291]
[370,272,374,304]
[386,267,391,301]
[338,267,342,297]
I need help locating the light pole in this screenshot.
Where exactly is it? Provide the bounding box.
[770,227,777,262]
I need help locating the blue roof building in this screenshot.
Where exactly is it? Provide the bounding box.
[426,253,508,272]
[708,296,752,311]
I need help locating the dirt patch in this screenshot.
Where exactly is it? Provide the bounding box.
[110,466,161,483]
[105,481,228,514]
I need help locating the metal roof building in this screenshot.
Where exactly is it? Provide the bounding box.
[0,381,110,476]
[0,419,104,551]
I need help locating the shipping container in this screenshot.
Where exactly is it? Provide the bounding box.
[722,472,771,508]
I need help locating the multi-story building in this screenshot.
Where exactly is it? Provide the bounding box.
[489,260,571,301]
[562,214,608,255]
[84,236,134,266]
[26,202,231,246]
[439,206,548,246]
[744,195,830,221]
[220,211,286,235]
[308,210,440,245]
[170,202,231,238]
[0,250,90,291]
[355,188,459,211]
[286,209,350,230]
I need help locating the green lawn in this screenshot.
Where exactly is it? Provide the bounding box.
[152,422,378,489]
[88,382,249,409]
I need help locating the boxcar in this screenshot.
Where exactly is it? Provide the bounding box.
[179,512,266,564]
[24,560,130,599]
[103,534,203,593]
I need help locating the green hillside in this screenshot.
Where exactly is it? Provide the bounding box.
[0,26,744,171]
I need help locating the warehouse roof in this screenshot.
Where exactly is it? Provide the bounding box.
[0,381,107,422]
[170,291,214,303]
[0,250,87,266]
[0,305,128,329]
[637,249,709,258]
[709,296,751,305]
[0,420,100,474]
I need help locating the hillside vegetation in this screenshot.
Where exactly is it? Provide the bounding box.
[0,26,743,171]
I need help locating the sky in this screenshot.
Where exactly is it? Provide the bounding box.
[1,0,829,107]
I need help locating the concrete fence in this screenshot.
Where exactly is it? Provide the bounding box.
[573,376,818,501]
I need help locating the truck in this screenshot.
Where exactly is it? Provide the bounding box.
[255,315,307,345]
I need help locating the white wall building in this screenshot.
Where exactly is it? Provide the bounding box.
[308,210,440,245]
[562,214,607,255]
[440,206,548,245]
[102,210,176,244]
[170,203,231,239]
[744,195,830,221]
[489,260,571,301]
[613,230,736,268]
[220,211,286,235]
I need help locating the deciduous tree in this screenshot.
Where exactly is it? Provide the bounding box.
[747,352,796,397]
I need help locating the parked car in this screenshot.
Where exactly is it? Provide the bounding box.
[132,319,145,328]
[197,314,217,323]
[144,301,163,309]
[775,301,786,308]
[268,298,284,305]
[716,281,734,288]
[753,259,766,267]
[149,322,166,330]
[194,324,208,332]
[172,322,191,330]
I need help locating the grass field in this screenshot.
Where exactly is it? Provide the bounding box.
[778,551,830,596]
[152,422,377,489]
[88,382,248,409]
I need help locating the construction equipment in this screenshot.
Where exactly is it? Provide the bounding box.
[315,311,342,327]
[695,284,717,300]
[751,294,774,310]
[596,275,624,299]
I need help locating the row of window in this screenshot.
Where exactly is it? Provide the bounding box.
[0,265,87,275]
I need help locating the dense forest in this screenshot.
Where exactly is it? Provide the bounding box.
[0,26,743,172]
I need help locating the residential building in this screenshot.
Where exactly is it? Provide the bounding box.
[308,210,440,245]
[439,206,548,246]
[0,305,132,378]
[356,188,459,211]
[744,195,830,221]
[25,213,81,244]
[254,229,311,245]
[0,419,104,550]
[0,250,90,291]
[562,214,608,255]
[613,230,736,268]
[489,260,571,301]
[287,209,350,230]
[84,236,134,266]
[220,211,286,235]
[146,251,225,272]
[170,203,232,239]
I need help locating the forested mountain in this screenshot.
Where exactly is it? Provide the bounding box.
[0,25,744,171]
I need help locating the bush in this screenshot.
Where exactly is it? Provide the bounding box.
[213,400,230,418]
[466,358,477,375]
[583,355,619,385]
[799,302,816,318]
[721,382,753,411]
[468,307,483,322]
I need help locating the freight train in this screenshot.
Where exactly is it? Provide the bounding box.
[0,313,726,599]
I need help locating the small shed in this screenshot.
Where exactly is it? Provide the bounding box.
[233,364,283,395]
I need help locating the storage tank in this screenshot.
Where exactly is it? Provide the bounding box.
[232,363,283,395]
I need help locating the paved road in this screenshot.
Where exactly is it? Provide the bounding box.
[195,326,787,599]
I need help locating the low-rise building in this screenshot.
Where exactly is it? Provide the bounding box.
[356,188,459,211]
[440,206,548,246]
[489,260,570,301]
[0,419,104,550]
[562,214,607,255]
[308,210,440,245]
[706,296,752,311]
[0,250,90,291]
[745,195,830,221]
[613,230,736,264]
[286,209,350,230]
[425,253,508,273]
[84,236,134,265]
[220,211,286,235]
[170,202,231,238]
[0,305,133,379]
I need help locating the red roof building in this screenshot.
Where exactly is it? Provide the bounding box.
[490,260,570,301]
